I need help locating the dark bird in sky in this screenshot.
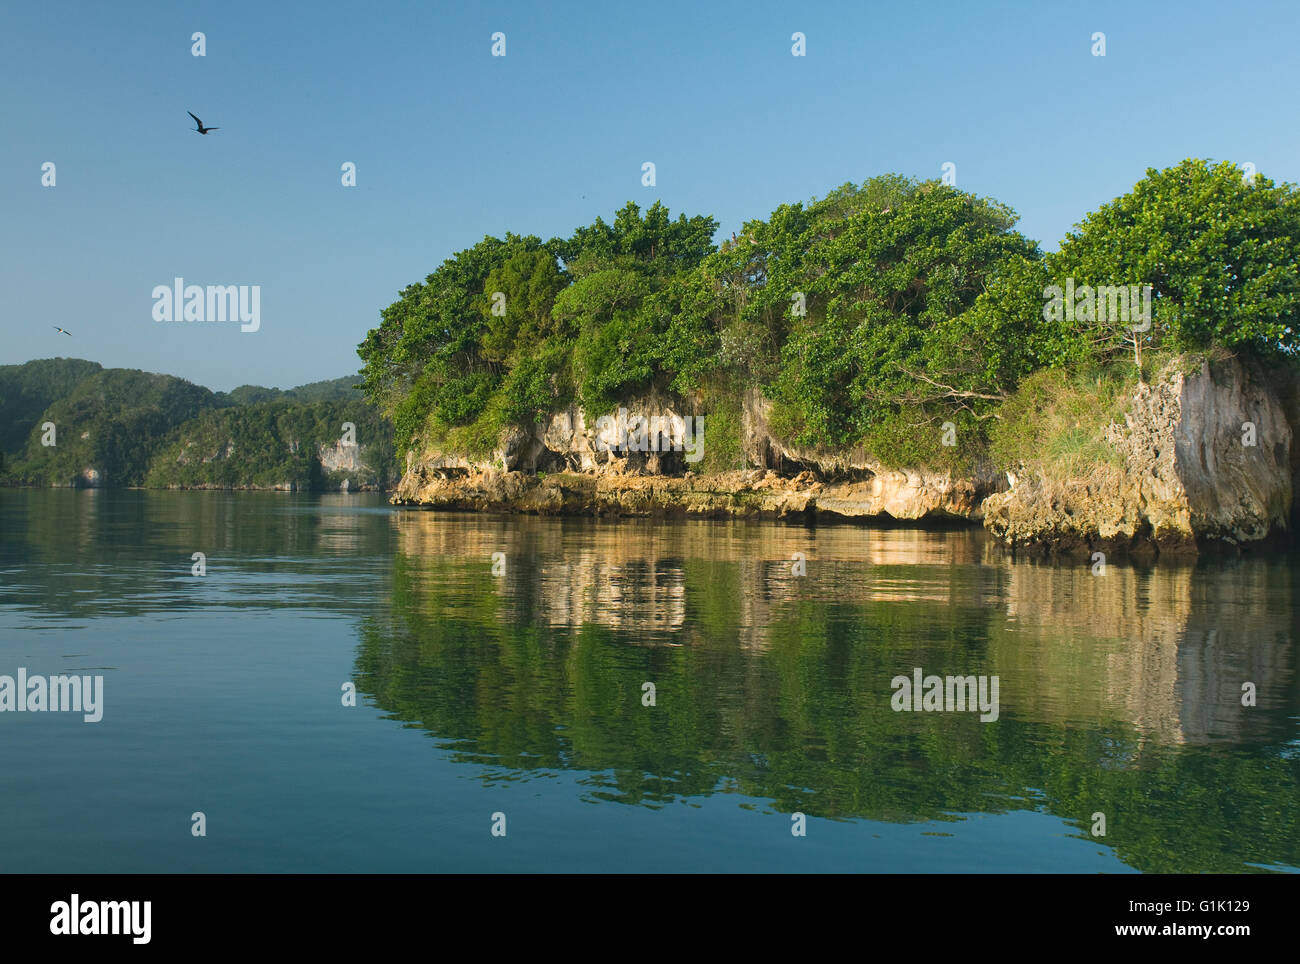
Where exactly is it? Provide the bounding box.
[187,111,219,134]
[53,326,72,336]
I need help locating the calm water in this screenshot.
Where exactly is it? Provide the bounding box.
[1,489,1297,873]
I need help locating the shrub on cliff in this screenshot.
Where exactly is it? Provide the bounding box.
[975,160,1300,372]
[1063,160,1299,357]
[990,365,1131,481]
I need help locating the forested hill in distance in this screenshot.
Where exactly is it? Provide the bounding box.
[0,358,397,490]
[221,375,364,406]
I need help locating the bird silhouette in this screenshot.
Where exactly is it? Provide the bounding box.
[187,111,219,134]
[53,326,72,336]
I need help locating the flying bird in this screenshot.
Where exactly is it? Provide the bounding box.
[53,326,72,337]
[187,111,219,134]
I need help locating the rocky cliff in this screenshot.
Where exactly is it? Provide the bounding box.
[395,392,995,522]
[394,356,1299,552]
[392,467,986,521]
[984,356,1298,554]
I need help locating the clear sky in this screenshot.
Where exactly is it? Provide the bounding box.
[2,0,1297,392]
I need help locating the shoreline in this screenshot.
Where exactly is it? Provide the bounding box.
[388,466,1297,558]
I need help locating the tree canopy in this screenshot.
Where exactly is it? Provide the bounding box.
[359,160,1300,470]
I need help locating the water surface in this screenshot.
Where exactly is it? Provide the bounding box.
[1,489,1296,872]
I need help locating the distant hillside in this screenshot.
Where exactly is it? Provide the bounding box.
[7,368,217,486]
[0,358,393,489]
[219,375,363,407]
[0,358,104,454]
[146,399,396,490]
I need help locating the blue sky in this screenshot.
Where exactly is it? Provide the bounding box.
[2,0,1297,391]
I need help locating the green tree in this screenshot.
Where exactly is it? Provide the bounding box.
[480,248,569,363]
[1045,159,1300,363]
[753,178,1039,449]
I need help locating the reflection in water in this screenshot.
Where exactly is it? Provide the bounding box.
[0,490,396,620]
[1,490,1296,872]
[360,510,1300,872]
[998,561,1297,745]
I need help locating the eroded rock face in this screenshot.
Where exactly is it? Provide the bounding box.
[398,387,999,521]
[501,397,706,476]
[398,378,998,520]
[391,468,983,521]
[318,439,363,474]
[314,438,391,491]
[740,388,1003,518]
[1176,360,1294,540]
[983,358,1296,553]
[395,357,1298,550]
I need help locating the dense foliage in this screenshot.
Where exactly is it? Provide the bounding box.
[711,177,1040,457]
[358,202,719,457]
[361,159,1300,472]
[981,159,1300,370]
